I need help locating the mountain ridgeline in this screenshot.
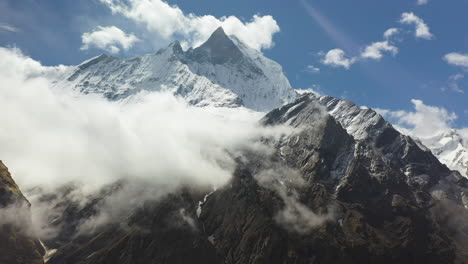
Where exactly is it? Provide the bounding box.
[20,94,468,264]
[54,27,297,111]
[2,27,468,263]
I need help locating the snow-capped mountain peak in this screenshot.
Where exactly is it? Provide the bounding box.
[53,27,298,111]
[418,129,468,177]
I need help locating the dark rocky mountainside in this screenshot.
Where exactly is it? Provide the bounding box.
[0,161,45,264]
[9,94,464,264]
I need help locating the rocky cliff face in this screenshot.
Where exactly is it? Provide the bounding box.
[25,95,468,264]
[0,161,45,264]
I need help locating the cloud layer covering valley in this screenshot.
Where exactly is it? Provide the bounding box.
[0,47,290,193]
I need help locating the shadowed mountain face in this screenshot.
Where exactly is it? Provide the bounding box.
[187,27,245,65]
[0,161,45,264]
[16,95,465,264]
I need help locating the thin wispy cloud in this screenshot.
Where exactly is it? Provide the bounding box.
[300,0,360,53]
[417,0,428,6]
[306,65,320,73]
[442,74,465,94]
[0,23,20,33]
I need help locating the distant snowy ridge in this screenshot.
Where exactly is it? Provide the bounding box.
[51,27,298,112]
[415,130,468,177]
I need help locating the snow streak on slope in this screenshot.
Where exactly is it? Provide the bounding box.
[52,27,297,112]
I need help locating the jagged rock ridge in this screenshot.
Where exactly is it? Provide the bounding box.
[24,95,468,264]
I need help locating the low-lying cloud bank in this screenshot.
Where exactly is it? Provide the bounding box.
[0,46,292,194]
[0,46,298,238]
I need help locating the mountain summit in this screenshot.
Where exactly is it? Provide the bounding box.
[188,27,244,65]
[54,27,298,111]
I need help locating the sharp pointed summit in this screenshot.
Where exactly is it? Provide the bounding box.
[52,26,298,111]
[189,26,243,65]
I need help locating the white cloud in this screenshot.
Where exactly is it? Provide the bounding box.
[99,0,279,51]
[81,26,139,54]
[0,23,20,32]
[322,49,356,69]
[323,42,398,68]
[417,0,428,5]
[375,99,458,138]
[0,46,292,193]
[306,65,320,73]
[383,28,399,39]
[295,84,323,96]
[255,167,335,233]
[444,53,468,68]
[361,41,398,60]
[0,46,298,234]
[375,100,468,178]
[399,12,433,40]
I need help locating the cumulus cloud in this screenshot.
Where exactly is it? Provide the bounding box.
[375,99,458,139]
[444,53,468,68]
[383,28,399,39]
[375,100,468,176]
[399,12,433,40]
[361,40,398,60]
[322,38,398,68]
[81,26,139,53]
[322,49,356,69]
[319,15,405,69]
[99,0,279,51]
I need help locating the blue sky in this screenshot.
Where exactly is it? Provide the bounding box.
[1,0,467,128]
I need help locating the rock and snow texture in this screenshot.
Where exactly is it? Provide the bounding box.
[417,130,468,177]
[266,94,468,207]
[298,92,468,178]
[52,27,297,112]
